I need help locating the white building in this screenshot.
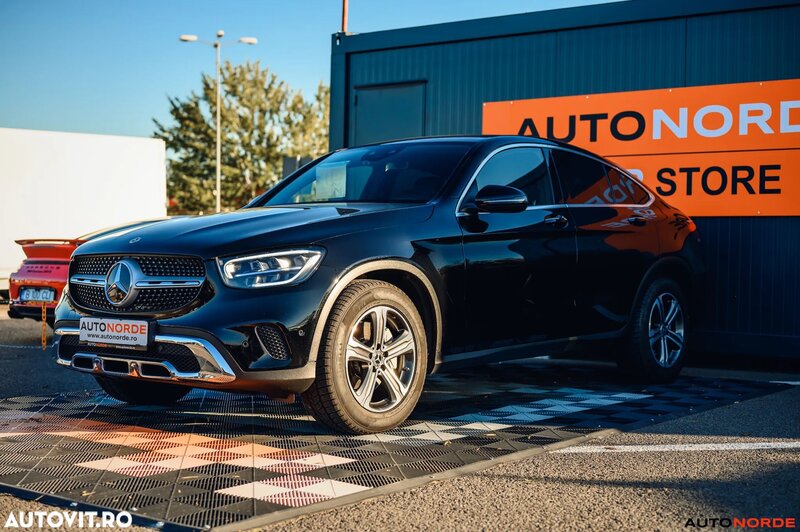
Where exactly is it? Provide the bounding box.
[0,128,167,293]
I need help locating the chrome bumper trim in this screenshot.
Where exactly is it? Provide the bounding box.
[55,327,236,384]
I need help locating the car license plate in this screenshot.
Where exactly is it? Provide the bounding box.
[79,318,150,348]
[20,287,55,302]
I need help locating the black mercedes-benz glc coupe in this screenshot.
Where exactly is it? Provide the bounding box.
[55,136,702,433]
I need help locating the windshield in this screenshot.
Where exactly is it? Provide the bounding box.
[262,142,473,205]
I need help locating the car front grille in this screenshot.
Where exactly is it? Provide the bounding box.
[57,334,200,373]
[69,255,206,315]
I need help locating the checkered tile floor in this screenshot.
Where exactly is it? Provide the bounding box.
[0,361,784,530]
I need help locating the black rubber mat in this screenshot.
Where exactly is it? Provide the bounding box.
[0,361,785,530]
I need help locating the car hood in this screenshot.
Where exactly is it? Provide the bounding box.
[74,203,434,259]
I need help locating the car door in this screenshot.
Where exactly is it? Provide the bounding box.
[458,146,578,350]
[549,148,662,336]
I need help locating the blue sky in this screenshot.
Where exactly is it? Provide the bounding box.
[0,0,618,138]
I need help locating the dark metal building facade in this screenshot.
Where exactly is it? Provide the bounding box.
[329,0,800,356]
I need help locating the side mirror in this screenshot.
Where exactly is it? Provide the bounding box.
[474,185,529,213]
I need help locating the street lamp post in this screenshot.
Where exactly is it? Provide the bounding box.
[179,31,258,213]
[214,32,221,215]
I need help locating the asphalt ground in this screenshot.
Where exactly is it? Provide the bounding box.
[0,309,95,396]
[0,306,797,531]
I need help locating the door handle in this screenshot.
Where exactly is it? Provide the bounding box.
[544,214,568,228]
[626,216,647,226]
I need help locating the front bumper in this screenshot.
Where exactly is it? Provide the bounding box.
[54,323,316,396]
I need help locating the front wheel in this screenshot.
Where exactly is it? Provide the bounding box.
[302,280,428,434]
[618,277,688,382]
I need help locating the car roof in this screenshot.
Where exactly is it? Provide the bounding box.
[353,135,601,158]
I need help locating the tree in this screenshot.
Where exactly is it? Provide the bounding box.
[285,83,330,159]
[154,61,329,214]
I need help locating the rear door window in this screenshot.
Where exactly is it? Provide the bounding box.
[604,165,651,205]
[550,149,610,205]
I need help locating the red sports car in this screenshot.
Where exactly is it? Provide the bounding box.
[8,219,172,326]
[8,239,80,325]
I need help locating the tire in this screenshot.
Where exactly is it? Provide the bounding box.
[94,375,190,405]
[302,280,428,434]
[618,277,688,382]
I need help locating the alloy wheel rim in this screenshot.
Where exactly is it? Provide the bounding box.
[345,305,417,413]
[648,292,685,368]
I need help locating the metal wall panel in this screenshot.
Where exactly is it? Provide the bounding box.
[347,18,688,138]
[694,217,800,354]
[352,83,426,145]
[348,33,558,137]
[332,1,800,355]
[686,6,800,85]
[554,19,686,94]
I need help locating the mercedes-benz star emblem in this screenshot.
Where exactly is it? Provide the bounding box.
[104,260,139,307]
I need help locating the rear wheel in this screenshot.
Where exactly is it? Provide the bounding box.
[94,375,190,405]
[302,280,427,434]
[619,277,687,382]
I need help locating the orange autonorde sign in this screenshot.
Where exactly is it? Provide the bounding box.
[482,79,800,216]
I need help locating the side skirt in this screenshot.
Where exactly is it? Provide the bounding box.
[439,330,625,369]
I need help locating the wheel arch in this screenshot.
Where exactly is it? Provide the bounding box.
[631,257,695,322]
[309,259,443,373]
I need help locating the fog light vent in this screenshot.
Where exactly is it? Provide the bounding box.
[255,325,290,360]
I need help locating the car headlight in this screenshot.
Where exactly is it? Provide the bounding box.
[216,248,324,288]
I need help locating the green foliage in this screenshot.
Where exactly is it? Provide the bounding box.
[154,61,329,214]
